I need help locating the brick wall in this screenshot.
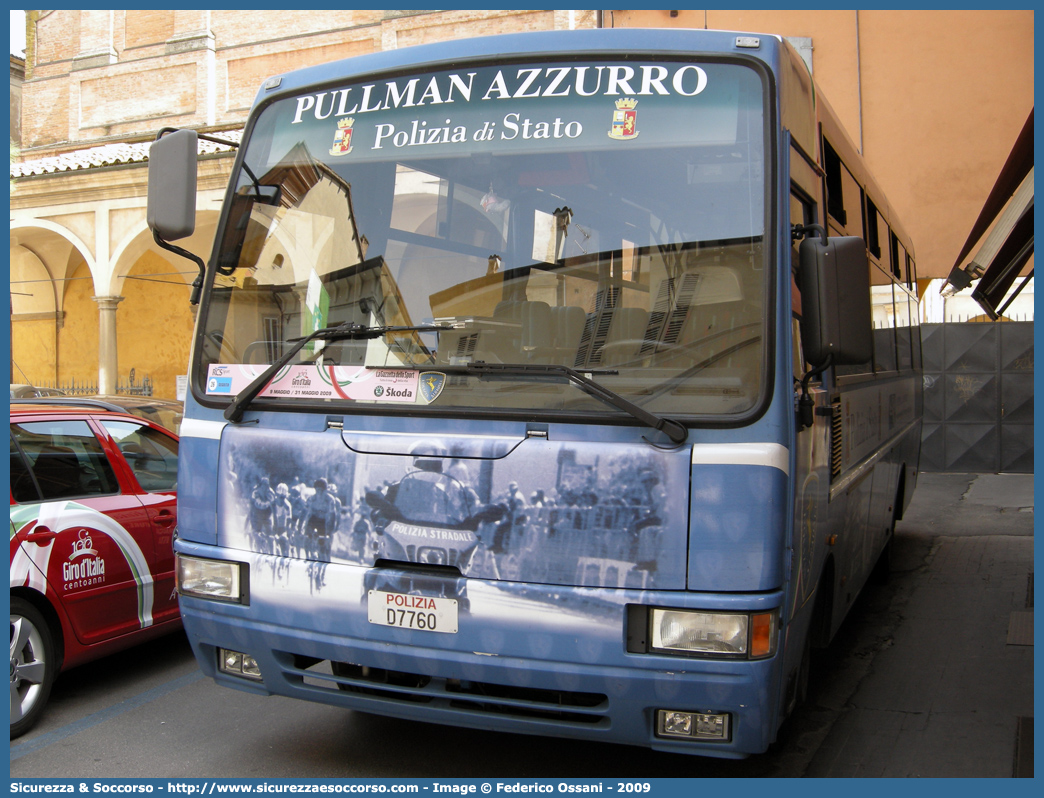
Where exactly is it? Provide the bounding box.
[10,56,24,146]
[19,10,595,158]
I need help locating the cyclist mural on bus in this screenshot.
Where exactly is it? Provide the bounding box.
[218,426,687,597]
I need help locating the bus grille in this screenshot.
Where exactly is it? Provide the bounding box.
[280,654,609,727]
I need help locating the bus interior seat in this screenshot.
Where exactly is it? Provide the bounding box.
[599,307,651,366]
[550,305,586,363]
[517,301,587,364]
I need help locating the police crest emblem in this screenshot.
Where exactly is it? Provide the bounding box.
[330,118,354,156]
[419,371,447,403]
[608,98,639,140]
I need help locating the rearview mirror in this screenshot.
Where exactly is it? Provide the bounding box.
[147,129,198,241]
[798,235,872,366]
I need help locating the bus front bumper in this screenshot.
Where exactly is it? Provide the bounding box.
[176,542,785,758]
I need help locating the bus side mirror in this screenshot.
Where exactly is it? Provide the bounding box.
[798,235,873,367]
[147,129,198,241]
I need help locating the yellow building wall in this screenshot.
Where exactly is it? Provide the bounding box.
[10,321,57,387]
[15,253,194,398]
[855,10,1033,277]
[606,9,1034,279]
[115,252,195,400]
[56,258,100,386]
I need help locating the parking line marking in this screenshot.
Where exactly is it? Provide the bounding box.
[9,670,205,762]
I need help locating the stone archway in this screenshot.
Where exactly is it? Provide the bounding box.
[11,147,235,396]
[10,223,94,388]
[10,210,222,398]
[107,217,219,400]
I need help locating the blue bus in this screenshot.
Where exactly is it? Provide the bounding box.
[148,28,922,758]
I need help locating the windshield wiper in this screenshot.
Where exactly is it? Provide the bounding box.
[223,321,450,423]
[438,361,689,445]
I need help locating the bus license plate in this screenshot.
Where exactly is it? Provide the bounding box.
[367,590,458,633]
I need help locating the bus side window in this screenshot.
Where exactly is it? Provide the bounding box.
[823,138,864,240]
[890,230,904,282]
[909,269,923,372]
[880,217,893,280]
[895,284,915,372]
[895,237,913,288]
[866,197,892,281]
[871,264,897,373]
[790,188,815,379]
[823,140,845,225]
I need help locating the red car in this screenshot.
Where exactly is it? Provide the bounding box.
[9,403,181,737]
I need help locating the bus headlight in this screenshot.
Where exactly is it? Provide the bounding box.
[650,608,778,658]
[177,554,247,603]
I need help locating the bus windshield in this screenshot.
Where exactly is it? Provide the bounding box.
[199,59,769,419]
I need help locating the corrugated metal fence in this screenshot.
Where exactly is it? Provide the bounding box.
[920,322,1033,473]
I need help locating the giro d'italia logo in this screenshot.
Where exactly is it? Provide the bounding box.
[608,98,639,140]
[69,529,98,560]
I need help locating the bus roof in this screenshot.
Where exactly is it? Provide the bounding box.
[249,28,787,110]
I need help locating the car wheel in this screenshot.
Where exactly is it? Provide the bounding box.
[10,598,56,738]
